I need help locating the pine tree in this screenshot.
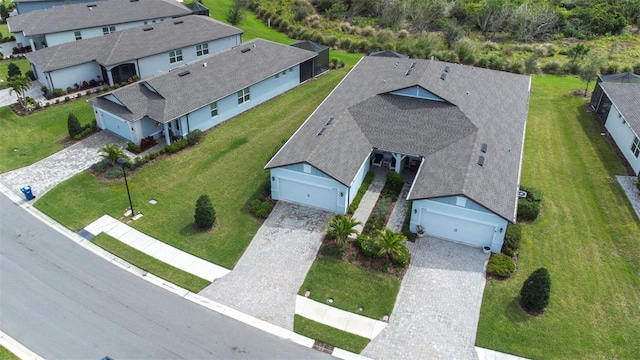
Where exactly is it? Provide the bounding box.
[67,113,82,138]
[520,267,551,314]
[194,195,215,229]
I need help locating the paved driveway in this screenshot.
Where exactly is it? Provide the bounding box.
[363,237,488,360]
[199,202,332,330]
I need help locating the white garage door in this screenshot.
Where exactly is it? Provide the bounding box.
[278,178,338,212]
[422,210,495,247]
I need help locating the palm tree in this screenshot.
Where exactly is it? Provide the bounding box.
[9,76,32,109]
[327,215,361,248]
[375,227,409,263]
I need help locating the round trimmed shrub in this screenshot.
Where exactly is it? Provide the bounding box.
[194,194,216,229]
[487,253,515,277]
[518,200,540,221]
[502,223,522,257]
[520,267,551,314]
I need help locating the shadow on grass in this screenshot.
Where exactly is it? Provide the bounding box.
[505,296,533,323]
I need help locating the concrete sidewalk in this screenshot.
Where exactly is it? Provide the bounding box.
[83,215,230,282]
[351,168,385,233]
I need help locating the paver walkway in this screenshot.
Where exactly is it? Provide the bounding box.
[198,202,332,330]
[83,214,230,281]
[0,131,129,199]
[616,175,640,220]
[352,168,385,233]
[362,237,488,360]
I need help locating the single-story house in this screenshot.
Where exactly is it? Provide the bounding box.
[7,0,192,50]
[591,72,640,118]
[265,56,531,252]
[89,39,318,147]
[593,83,640,175]
[26,15,242,91]
[12,0,103,15]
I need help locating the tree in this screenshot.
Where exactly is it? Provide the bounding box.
[442,20,463,49]
[327,215,361,248]
[8,77,31,109]
[375,227,409,264]
[98,142,127,165]
[520,267,551,314]
[0,3,9,21]
[194,194,216,229]
[225,0,245,25]
[509,3,559,42]
[67,113,82,138]
[568,44,590,64]
[7,62,22,81]
[580,57,600,96]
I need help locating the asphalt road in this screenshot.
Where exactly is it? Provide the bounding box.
[0,193,330,359]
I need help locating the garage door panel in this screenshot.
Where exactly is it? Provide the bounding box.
[279,178,337,212]
[422,210,494,247]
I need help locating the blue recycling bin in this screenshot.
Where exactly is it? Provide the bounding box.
[20,186,35,201]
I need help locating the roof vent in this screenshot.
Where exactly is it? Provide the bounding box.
[410,62,417,68]
[174,20,184,25]
[143,27,153,31]
[325,117,334,126]
[477,156,485,166]
[203,62,207,67]
[130,0,139,2]
[178,71,190,77]
[87,4,96,9]
[317,127,327,136]
[440,73,447,80]
[394,62,399,68]
[241,48,251,53]
[480,143,488,153]
[405,69,412,76]
[444,65,450,73]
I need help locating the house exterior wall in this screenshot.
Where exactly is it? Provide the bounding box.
[31,63,53,90]
[14,32,29,47]
[270,167,348,213]
[95,109,133,141]
[348,155,371,205]
[43,19,172,47]
[605,104,640,175]
[410,197,507,252]
[15,0,97,14]
[47,62,101,90]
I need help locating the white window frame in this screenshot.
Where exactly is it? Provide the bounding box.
[631,136,640,158]
[210,102,218,117]
[102,26,116,35]
[237,87,250,104]
[196,43,209,56]
[169,49,183,63]
[74,31,82,41]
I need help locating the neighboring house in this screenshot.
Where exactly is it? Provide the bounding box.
[590,72,640,119]
[7,0,192,50]
[265,57,531,253]
[89,39,318,147]
[290,40,329,76]
[26,15,243,91]
[184,1,209,17]
[12,0,104,15]
[592,83,640,175]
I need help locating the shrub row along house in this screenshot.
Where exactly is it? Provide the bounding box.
[590,73,640,176]
[265,56,531,252]
[89,39,321,147]
[7,0,191,50]
[25,15,243,91]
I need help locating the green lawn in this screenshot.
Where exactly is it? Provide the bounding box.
[294,315,370,354]
[476,75,640,359]
[35,69,348,269]
[0,101,95,173]
[0,59,31,84]
[92,233,210,292]
[0,344,19,360]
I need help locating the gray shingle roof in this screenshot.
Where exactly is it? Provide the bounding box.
[601,83,640,135]
[90,39,317,124]
[266,56,531,222]
[25,15,242,71]
[8,0,191,36]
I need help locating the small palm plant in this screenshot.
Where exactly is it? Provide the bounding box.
[375,227,409,266]
[327,215,361,249]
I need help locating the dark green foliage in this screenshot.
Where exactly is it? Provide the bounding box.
[518,200,540,221]
[502,223,522,257]
[357,234,381,258]
[186,129,203,145]
[164,139,188,153]
[520,267,551,314]
[104,165,126,179]
[487,253,516,277]
[250,199,272,219]
[633,63,640,75]
[600,63,620,75]
[327,215,361,248]
[226,0,245,25]
[7,62,21,80]
[127,142,141,153]
[382,171,403,200]
[67,113,82,138]
[542,61,561,75]
[520,185,543,202]
[320,242,345,258]
[90,159,112,173]
[194,194,216,229]
[348,171,374,214]
[375,227,409,266]
[51,88,64,97]
[0,4,9,20]
[25,70,35,81]
[99,142,128,165]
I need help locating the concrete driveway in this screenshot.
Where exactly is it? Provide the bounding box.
[363,237,488,360]
[198,202,332,330]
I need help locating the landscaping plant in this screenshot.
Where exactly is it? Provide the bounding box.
[486,253,516,277]
[98,142,128,165]
[375,227,409,267]
[67,113,82,139]
[194,194,216,230]
[327,215,361,249]
[520,267,551,314]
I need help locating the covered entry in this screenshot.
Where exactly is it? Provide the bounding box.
[277,178,339,213]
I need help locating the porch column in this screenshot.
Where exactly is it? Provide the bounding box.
[163,123,171,145]
[393,154,406,173]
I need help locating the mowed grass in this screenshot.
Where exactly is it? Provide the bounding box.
[294,315,370,354]
[35,69,348,269]
[476,75,640,359]
[0,58,32,84]
[298,257,400,320]
[0,101,95,173]
[0,344,19,360]
[92,233,210,292]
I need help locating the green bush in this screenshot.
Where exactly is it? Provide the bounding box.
[90,159,112,173]
[67,113,82,138]
[520,185,543,202]
[52,88,64,97]
[520,267,551,314]
[104,165,125,179]
[164,139,188,153]
[502,223,522,257]
[7,62,21,80]
[194,194,216,229]
[250,199,272,219]
[186,129,203,145]
[518,200,540,221]
[348,171,374,214]
[486,253,515,277]
[73,127,94,140]
[382,171,403,200]
[25,70,35,80]
[357,234,381,258]
[542,61,561,75]
[127,142,141,153]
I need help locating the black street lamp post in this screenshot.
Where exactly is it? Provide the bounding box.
[117,157,134,217]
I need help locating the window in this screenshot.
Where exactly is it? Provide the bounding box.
[282,70,286,76]
[275,73,279,79]
[237,87,250,104]
[289,67,293,73]
[169,50,182,63]
[210,102,218,117]
[74,31,82,41]
[102,26,116,35]
[632,136,640,158]
[196,43,209,56]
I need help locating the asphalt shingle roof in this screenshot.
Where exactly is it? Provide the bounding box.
[266,56,531,222]
[601,83,640,135]
[90,39,317,124]
[25,15,242,71]
[8,0,191,36]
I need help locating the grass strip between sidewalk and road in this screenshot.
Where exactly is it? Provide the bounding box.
[92,233,211,293]
[294,315,370,354]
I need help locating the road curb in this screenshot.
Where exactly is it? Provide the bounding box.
[0,330,43,360]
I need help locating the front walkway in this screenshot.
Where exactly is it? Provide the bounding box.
[198,202,332,330]
[616,176,640,220]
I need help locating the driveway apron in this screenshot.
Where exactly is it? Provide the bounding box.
[199,202,332,330]
[0,131,129,199]
[363,237,488,360]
